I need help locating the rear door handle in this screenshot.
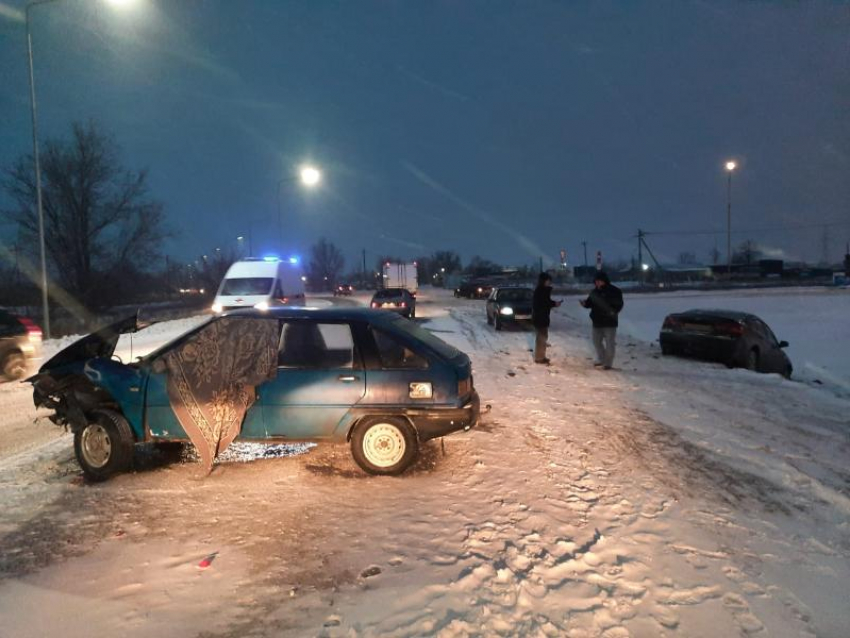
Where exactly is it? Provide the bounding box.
[338,375,359,382]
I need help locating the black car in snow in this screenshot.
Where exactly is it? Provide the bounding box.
[371,288,416,318]
[0,309,42,381]
[486,286,534,330]
[659,309,792,377]
[454,280,493,299]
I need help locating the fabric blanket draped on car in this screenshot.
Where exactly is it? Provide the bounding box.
[162,317,278,472]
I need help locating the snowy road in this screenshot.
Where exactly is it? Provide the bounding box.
[0,289,848,637]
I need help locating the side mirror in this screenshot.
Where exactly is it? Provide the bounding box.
[778,340,789,348]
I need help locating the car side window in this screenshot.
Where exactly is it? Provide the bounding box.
[371,328,429,369]
[278,322,356,369]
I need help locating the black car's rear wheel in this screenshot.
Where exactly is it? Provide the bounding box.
[351,416,418,476]
[2,351,27,381]
[660,343,675,356]
[74,409,135,482]
[744,348,760,372]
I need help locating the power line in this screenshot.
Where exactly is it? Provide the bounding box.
[642,219,850,237]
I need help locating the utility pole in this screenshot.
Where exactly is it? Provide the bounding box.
[362,249,366,288]
[725,160,737,278]
[582,241,588,267]
[539,256,544,273]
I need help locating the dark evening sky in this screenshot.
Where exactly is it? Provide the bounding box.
[1,0,848,270]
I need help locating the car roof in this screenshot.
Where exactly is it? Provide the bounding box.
[673,309,755,320]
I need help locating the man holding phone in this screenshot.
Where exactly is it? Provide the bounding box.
[532,272,562,364]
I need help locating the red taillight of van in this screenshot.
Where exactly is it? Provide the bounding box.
[371,302,379,308]
[399,302,406,308]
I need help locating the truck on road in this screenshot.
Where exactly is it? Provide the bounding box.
[382,262,418,294]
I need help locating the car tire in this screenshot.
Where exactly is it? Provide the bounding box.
[73,409,136,482]
[660,343,675,356]
[744,348,759,372]
[783,365,792,379]
[351,416,418,476]
[2,351,27,381]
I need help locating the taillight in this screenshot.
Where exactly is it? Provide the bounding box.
[458,377,471,396]
[716,321,744,337]
[662,316,681,330]
[371,302,379,308]
[19,317,42,342]
[400,302,406,308]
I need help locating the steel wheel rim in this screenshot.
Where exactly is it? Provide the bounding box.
[81,423,112,468]
[362,423,406,468]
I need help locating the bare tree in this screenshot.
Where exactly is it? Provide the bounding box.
[3,121,169,308]
[678,251,697,265]
[308,238,345,291]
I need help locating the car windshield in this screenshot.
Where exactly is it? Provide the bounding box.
[497,289,532,302]
[219,278,274,296]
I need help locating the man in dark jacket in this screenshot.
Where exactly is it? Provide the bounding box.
[579,271,624,369]
[532,272,561,364]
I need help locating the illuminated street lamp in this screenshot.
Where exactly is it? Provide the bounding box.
[25,0,138,338]
[725,160,737,276]
[278,163,322,249]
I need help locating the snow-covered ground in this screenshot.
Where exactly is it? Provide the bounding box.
[0,288,847,637]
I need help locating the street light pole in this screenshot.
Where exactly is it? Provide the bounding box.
[725,160,737,277]
[25,0,60,338]
[277,164,321,251]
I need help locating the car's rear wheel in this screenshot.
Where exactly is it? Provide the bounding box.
[744,348,760,372]
[2,351,27,381]
[351,416,418,476]
[660,343,675,356]
[74,409,135,482]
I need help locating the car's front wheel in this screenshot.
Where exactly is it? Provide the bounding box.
[2,351,27,381]
[351,416,418,475]
[74,409,135,482]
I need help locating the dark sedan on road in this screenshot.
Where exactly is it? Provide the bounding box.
[659,309,792,377]
[454,280,493,299]
[371,288,416,318]
[29,308,479,481]
[486,286,534,330]
[0,309,42,381]
[334,283,354,296]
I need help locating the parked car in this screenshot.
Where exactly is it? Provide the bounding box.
[454,279,493,299]
[485,286,534,330]
[29,308,480,481]
[371,288,416,318]
[334,283,354,296]
[0,309,42,381]
[659,309,792,377]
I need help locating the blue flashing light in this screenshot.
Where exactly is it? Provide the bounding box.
[262,255,280,262]
[288,256,300,264]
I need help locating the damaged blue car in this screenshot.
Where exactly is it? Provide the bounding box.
[30,308,480,481]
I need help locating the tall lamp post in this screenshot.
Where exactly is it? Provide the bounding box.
[25,0,136,338]
[25,0,62,338]
[725,160,737,277]
[277,164,321,250]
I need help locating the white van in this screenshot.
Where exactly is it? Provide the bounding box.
[212,258,306,313]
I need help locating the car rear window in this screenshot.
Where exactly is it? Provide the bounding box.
[219,277,274,296]
[385,316,461,361]
[374,289,405,299]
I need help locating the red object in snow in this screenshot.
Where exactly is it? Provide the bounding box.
[198,552,218,569]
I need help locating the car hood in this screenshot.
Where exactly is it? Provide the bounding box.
[38,313,152,373]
